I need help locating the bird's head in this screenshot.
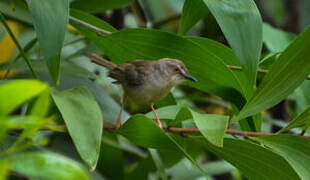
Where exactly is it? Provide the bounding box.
[159,58,197,85]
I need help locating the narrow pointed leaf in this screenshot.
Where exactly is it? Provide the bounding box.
[70,9,117,34]
[26,0,69,84]
[52,87,102,170]
[236,27,310,122]
[198,137,300,180]
[4,152,89,180]
[178,0,209,36]
[71,0,134,13]
[203,0,263,86]
[278,107,310,133]
[253,135,310,179]
[0,80,48,115]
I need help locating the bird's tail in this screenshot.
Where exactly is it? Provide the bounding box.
[84,53,117,70]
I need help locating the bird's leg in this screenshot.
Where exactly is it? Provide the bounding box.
[150,103,162,128]
[116,94,126,129]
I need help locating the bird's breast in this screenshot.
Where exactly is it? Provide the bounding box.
[124,80,172,105]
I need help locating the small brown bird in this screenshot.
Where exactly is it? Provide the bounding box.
[85,53,197,128]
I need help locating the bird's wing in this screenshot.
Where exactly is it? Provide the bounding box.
[121,60,153,87]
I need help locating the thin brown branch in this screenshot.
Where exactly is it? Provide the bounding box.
[69,16,111,36]
[41,124,310,139]
[227,65,310,80]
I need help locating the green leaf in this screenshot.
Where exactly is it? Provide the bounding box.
[26,0,69,84]
[168,160,235,180]
[294,81,310,114]
[178,0,209,35]
[278,107,310,133]
[118,114,206,175]
[145,105,182,120]
[125,156,156,180]
[70,8,117,33]
[155,93,176,109]
[263,23,296,52]
[146,105,228,147]
[0,0,32,25]
[149,149,168,180]
[0,80,48,115]
[186,37,260,131]
[4,152,89,180]
[191,110,228,147]
[198,137,300,180]
[97,131,124,180]
[186,36,252,100]
[253,135,310,179]
[0,25,4,40]
[0,161,10,180]
[203,0,263,86]
[235,27,310,122]
[30,90,51,118]
[71,0,134,13]
[79,28,247,106]
[52,87,103,170]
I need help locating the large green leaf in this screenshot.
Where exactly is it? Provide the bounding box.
[253,135,310,179]
[263,23,296,52]
[186,36,252,100]
[4,152,89,180]
[235,27,310,122]
[71,0,134,13]
[278,107,310,133]
[52,87,103,170]
[178,0,209,36]
[198,137,300,180]
[118,114,206,175]
[0,80,48,115]
[186,37,260,131]
[26,0,69,84]
[77,28,247,106]
[203,0,263,87]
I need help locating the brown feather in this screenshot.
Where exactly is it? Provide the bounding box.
[84,53,117,70]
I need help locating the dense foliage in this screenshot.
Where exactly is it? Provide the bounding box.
[0,0,310,179]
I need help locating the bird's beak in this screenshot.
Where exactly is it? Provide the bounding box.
[183,73,197,82]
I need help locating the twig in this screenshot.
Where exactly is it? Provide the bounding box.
[3,37,37,80]
[0,13,37,78]
[69,16,111,36]
[152,14,181,28]
[226,65,310,80]
[40,124,310,139]
[130,1,147,28]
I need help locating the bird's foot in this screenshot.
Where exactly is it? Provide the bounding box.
[115,118,122,129]
[156,120,163,129]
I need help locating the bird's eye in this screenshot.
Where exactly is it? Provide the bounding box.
[174,68,179,72]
